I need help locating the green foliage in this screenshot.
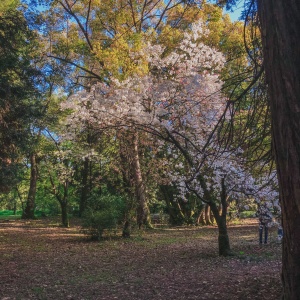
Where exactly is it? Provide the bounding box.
[0,209,22,216]
[82,191,126,240]
[0,0,19,13]
[157,184,203,226]
[240,210,256,219]
[0,7,42,192]
[35,195,61,216]
[0,209,22,220]
[227,198,257,221]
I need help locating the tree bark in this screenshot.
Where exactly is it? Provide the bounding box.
[79,158,89,217]
[118,133,136,237]
[204,204,213,225]
[207,178,231,256]
[210,201,231,256]
[60,200,69,228]
[257,1,300,298]
[197,175,231,255]
[132,131,150,228]
[196,204,213,225]
[22,153,38,219]
[49,172,70,227]
[60,180,69,228]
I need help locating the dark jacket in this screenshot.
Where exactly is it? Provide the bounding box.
[257,205,272,225]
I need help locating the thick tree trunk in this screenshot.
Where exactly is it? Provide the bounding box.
[198,174,231,255]
[210,201,231,256]
[132,131,150,228]
[60,201,69,228]
[22,153,37,219]
[217,214,230,255]
[257,1,300,298]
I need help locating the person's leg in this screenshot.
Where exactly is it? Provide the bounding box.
[264,225,269,244]
[259,224,263,244]
[278,227,283,241]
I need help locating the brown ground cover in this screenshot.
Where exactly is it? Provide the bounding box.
[0,218,282,300]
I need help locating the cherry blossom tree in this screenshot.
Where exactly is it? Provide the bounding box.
[62,20,278,254]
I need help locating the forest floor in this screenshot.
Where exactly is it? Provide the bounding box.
[0,218,282,300]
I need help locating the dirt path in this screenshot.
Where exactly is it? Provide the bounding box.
[0,219,282,300]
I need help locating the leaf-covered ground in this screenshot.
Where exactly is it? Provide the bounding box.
[0,218,282,300]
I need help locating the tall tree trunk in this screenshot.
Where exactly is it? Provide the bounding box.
[209,201,231,256]
[79,158,89,217]
[49,172,70,227]
[119,134,136,237]
[60,200,69,228]
[132,131,150,228]
[22,153,38,219]
[60,181,69,228]
[204,204,213,225]
[258,1,300,298]
[197,175,231,256]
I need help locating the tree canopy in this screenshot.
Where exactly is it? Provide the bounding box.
[2,0,300,297]
[0,5,43,192]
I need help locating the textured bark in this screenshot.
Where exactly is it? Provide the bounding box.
[207,178,231,256]
[132,131,150,228]
[22,153,38,219]
[204,204,213,225]
[198,174,231,256]
[49,173,69,227]
[60,180,69,228]
[79,158,89,217]
[210,201,231,256]
[257,1,300,298]
[60,201,69,228]
[197,204,213,225]
[217,215,230,255]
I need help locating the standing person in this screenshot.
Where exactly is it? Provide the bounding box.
[257,202,273,244]
[277,218,283,242]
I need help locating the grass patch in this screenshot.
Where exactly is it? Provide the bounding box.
[0,210,22,220]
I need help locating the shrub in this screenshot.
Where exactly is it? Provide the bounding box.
[81,192,125,240]
[240,210,256,219]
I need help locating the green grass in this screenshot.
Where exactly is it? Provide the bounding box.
[0,210,22,215]
[0,210,22,219]
[0,209,50,220]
